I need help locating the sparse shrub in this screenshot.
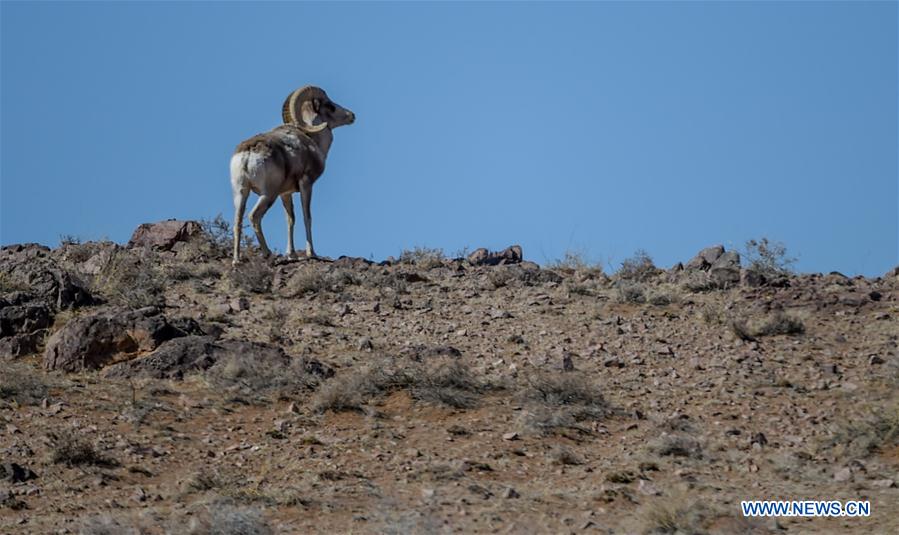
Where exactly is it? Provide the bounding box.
[640,498,711,534]
[753,311,805,336]
[282,267,327,296]
[0,362,49,405]
[92,249,165,308]
[312,363,404,413]
[312,357,483,412]
[409,358,482,409]
[49,430,116,467]
[230,255,273,294]
[77,513,144,535]
[518,371,610,435]
[204,353,322,402]
[729,319,754,341]
[648,434,703,459]
[59,234,82,246]
[822,404,899,459]
[189,502,274,535]
[567,282,592,296]
[551,250,596,271]
[282,266,359,296]
[298,311,334,327]
[639,496,769,534]
[550,446,584,466]
[0,272,28,293]
[616,281,646,304]
[647,289,675,306]
[487,268,515,289]
[263,306,288,343]
[743,238,795,279]
[198,214,255,260]
[730,310,805,340]
[522,372,606,407]
[617,250,659,282]
[398,246,445,269]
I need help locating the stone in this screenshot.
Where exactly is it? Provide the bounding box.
[637,479,661,496]
[685,245,724,271]
[43,307,202,372]
[230,297,250,312]
[502,487,520,499]
[833,467,853,482]
[402,345,462,360]
[101,335,221,379]
[0,244,93,310]
[357,337,374,351]
[1,462,38,483]
[0,332,45,359]
[127,220,203,251]
[467,245,523,266]
[710,251,741,286]
[0,303,53,338]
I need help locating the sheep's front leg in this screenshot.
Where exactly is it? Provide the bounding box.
[281,193,298,259]
[232,190,249,265]
[249,195,276,257]
[299,178,316,258]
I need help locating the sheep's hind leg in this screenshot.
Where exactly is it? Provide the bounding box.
[249,195,276,258]
[280,193,298,259]
[232,189,249,266]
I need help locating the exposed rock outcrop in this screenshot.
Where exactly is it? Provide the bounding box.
[43,307,203,372]
[128,220,203,251]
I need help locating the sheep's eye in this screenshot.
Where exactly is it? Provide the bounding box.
[327,103,337,112]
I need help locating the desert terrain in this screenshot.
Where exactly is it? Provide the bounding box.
[1,219,897,534]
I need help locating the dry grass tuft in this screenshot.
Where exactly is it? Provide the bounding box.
[398,246,445,269]
[92,249,165,308]
[617,250,660,282]
[229,255,273,294]
[518,371,610,435]
[49,430,116,467]
[0,362,49,405]
[204,353,324,402]
[312,357,483,413]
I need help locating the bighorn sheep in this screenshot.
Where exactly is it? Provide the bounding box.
[230,86,355,264]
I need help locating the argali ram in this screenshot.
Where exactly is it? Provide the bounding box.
[230,86,355,264]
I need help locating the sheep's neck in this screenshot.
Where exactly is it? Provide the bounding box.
[308,130,333,163]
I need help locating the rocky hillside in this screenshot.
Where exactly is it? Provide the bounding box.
[1,220,897,534]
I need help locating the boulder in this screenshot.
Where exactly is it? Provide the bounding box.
[467,245,523,266]
[0,332,45,359]
[43,307,203,372]
[101,335,222,379]
[0,303,52,338]
[685,245,725,271]
[128,220,203,251]
[1,462,37,483]
[710,251,741,286]
[0,244,92,309]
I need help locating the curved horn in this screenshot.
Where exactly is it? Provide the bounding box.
[282,86,329,133]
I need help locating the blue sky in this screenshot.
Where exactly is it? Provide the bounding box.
[1,1,896,275]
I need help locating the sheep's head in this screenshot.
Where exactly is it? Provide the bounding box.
[282,86,355,133]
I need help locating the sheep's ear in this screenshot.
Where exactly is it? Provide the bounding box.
[312,99,321,112]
